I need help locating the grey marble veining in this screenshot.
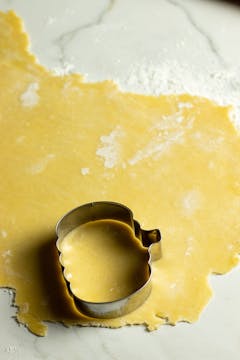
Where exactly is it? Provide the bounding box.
[165,0,226,66]
[55,0,115,69]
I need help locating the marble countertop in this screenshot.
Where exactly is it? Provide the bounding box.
[0,0,240,359]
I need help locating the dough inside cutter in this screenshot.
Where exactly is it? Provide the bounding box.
[58,219,150,303]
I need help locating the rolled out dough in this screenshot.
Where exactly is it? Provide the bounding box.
[0,11,239,336]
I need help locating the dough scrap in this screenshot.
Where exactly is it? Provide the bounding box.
[0,11,240,336]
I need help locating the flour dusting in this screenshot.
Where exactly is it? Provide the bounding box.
[20,82,39,107]
[178,102,193,110]
[81,167,90,175]
[2,250,12,265]
[53,62,75,76]
[182,190,203,216]
[129,113,194,166]
[96,126,124,168]
[16,135,26,144]
[128,131,184,166]
[192,131,225,152]
[1,230,8,238]
[28,154,56,175]
[2,250,12,258]
[185,236,194,257]
[118,62,240,130]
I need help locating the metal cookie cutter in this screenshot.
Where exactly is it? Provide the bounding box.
[56,201,161,319]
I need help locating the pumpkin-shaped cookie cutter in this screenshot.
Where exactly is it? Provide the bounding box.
[56,201,161,319]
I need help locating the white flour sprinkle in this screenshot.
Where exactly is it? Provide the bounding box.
[81,167,90,175]
[185,236,194,257]
[28,154,56,175]
[1,229,8,238]
[185,247,193,257]
[96,126,124,168]
[128,130,184,166]
[118,62,240,130]
[191,129,225,153]
[178,102,193,109]
[20,82,39,108]
[52,62,75,76]
[16,135,26,144]
[182,190,203,216]
[129,113,193,166]
[2,250,12,258]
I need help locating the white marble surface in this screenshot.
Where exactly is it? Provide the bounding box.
[0,0,240,359]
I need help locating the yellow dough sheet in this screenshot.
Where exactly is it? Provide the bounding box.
[0,11,240,336]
